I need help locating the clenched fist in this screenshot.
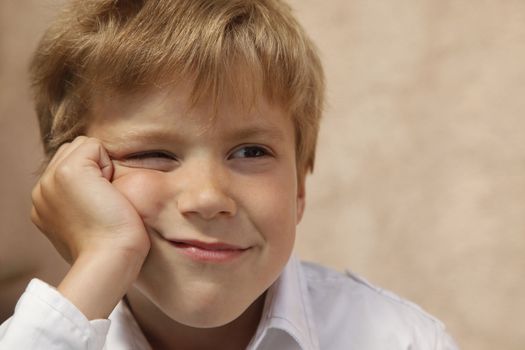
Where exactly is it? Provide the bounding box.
[31,136,150,262]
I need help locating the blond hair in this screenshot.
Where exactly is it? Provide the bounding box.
[30,0,325,178]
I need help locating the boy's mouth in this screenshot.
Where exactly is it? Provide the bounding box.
[170,239,247,250]
[167,239,251,263]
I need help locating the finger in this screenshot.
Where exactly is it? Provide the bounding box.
[61,137,114,181]
[30,184,52,229]
[47,136,90,172]
[47,141,72,169]
[30,206,42,231]
[32,171,63,223]
[31,182,46,213]
[97,141,114,181]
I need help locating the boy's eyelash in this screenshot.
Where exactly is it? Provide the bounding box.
[127,151,176,160]
[231,145,272,158]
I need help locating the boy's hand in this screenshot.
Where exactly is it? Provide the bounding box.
[31,136,150,262]
[30,136,150,319]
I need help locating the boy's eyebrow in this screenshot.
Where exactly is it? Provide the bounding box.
[103,129,184,146]
[104,124,286,147]
[224,125,286,142]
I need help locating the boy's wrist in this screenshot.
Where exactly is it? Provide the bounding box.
[58,248,146,320]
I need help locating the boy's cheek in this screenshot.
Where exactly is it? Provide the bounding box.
[111,169,166,218]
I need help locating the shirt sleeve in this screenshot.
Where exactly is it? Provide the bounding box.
[0,278,111,350]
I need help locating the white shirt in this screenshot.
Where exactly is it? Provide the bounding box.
[0,256,458,349]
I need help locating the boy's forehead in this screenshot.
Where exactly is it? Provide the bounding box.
[91,76,284,118]
[88,83,294,147]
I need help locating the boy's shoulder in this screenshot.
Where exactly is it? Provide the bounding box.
[300,260,444,325]
[298,260,457,349]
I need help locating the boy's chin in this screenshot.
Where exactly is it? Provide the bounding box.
[162,288,266,329]
[129,281,267,329]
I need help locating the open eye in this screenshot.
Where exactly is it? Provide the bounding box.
[229,145,272,159]
[120,151,178,171]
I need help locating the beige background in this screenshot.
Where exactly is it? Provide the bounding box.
[1,1,524,349]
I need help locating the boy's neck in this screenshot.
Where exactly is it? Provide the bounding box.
[125,288,266,350]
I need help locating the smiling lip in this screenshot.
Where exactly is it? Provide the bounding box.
[167,239,250,262]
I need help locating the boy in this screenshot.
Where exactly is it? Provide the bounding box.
[0,0,458,349]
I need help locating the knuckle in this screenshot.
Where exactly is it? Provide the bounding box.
[31,185,40,202]
[39,168,55,187]
[54,163,75,182]
[73,135,88,143]
[30,208,38,223]
[30,208,43,230]
[55,141,70,153]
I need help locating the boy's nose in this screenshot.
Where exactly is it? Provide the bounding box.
[175,163,237,220]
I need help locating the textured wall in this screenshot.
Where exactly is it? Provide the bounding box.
[1,1,524,349]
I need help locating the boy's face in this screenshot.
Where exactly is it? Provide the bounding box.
[86,82,305,327]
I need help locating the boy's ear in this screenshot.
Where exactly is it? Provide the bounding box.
[296,178,306,224]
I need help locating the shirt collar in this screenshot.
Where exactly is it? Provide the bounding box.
[248,254,320,350]
[108,298,152,350]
